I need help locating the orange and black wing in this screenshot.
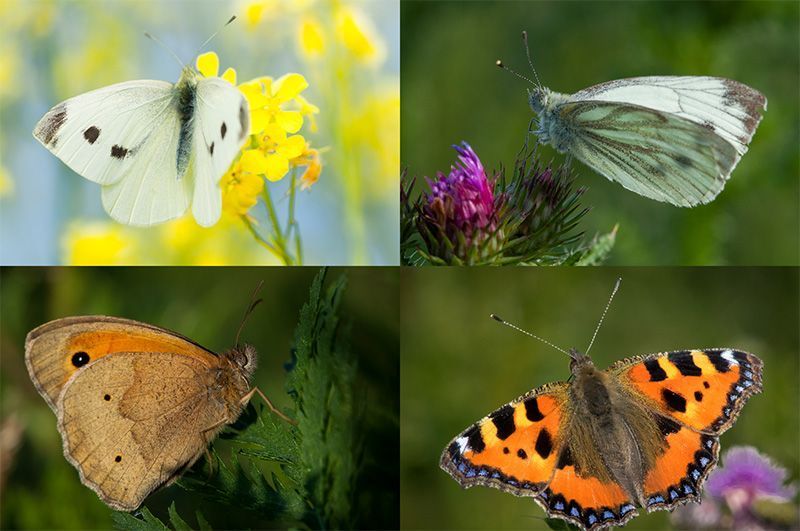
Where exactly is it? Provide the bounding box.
[612,349,762,512]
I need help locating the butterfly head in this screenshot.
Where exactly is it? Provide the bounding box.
[226,344,258,380]
[527,86,550,115]
[568,347,594,374]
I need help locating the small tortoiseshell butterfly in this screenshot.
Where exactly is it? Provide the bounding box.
[440,281,763,530]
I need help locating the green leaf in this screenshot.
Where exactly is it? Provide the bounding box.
[575,225,618,266]
[111,507,169,531]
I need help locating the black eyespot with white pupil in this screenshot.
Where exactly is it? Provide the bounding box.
[72,351,90,367]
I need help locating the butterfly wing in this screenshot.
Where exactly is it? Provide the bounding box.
[570,76,766,156]
[25,316,219,412]
[610,349,762,512]
[33,80,193,226]
[441,382,641,530]
[558,100,741,207]
[56,351,229,511]
[190,77,250,227]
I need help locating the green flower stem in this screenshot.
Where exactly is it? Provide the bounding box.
[287,170,304,264]
[241,215,293,264]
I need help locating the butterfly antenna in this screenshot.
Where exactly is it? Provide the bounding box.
[495,59,537,86]
[521,30,543,88]
[490,314,570,357]
[585,277,622,355]
[196,15,237,55]
[235,280,264,347]
[144,31,185,69]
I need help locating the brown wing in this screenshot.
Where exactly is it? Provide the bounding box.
[25,316,219,412]
[57,351,230,511]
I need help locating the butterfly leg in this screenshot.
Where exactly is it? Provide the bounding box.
[240,387,297,425]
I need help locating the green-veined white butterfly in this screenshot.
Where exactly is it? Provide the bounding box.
[33,20,248,227]
[499,33,767,207]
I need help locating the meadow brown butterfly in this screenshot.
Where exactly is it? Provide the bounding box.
[25,307,293,511]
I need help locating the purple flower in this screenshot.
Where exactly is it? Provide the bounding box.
[425,142,497,232]
[707,446,796,509]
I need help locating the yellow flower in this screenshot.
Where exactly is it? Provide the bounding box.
[295,94,320,133]
[297,17,325,59]
[239,74,308,135]
[241,123,305,182]
[63,221,134,265]
[335,6,386,65]
[221,161,264,215]
[196,51,237,84]
[294,147,322,191]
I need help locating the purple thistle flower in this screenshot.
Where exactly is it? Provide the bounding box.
[707,446,796,506]
[425,142,497,232]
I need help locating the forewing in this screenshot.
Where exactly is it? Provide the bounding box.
[190,77,249,227]
[57,351,228,511]
[562,101,741,206]
[25,316,219,413]
[571,76,766,155]
[611,349,762,434]
[33,80,174,186]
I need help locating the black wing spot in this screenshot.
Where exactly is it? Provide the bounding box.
[662,389,687,413]
[71,351,90,367]
[464,425,485,453]
[115,455,122,463]
[111,145,129,159]
[221,122,227,139]
[644,358,667,381]
[676,155,693,168]
[503,447,509,454]
[656,415,681,436]
[669,351,702,376]
[694,391,703,402]
[556,445,574,469]
[524,396,544,422]
[517,448,527,459]
[209,141,215,155]
[83,126,100,144]
[535,428,552,459]
[490,405,516,440]
[104,394,111,401]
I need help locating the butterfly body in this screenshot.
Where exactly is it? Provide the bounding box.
[441,348,763,530]
[26,316,258,511]
[33,64,249,227]
[525,76,766,207]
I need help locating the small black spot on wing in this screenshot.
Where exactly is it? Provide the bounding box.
[517,448,527,459]
[676,155,693,169]
[662,389,687,413]
[71,351,90,367]
[83,126,100,144]
[209,141,215,155]
[111,145,129,159]
[694,391,703,402]
[221,122,227,139]
[556,445,574,469]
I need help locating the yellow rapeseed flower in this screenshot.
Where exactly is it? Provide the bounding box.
[293,147,322,190]
[63,221,134,265]
[241,123,305,182]
[335,6,386,65]
[239,74,308,135]
[221,160,264,215]
[196,51,237,84]
[295,94,320,133]
[298,17,325,59]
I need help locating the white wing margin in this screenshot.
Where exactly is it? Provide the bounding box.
[570,76,766,156]
[563,101,739,207]
[190,77,250,227]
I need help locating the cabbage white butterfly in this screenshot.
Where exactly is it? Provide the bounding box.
[33,18,249,227]
[498,32,767,207]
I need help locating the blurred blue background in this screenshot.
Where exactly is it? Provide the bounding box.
[401,1,799,265]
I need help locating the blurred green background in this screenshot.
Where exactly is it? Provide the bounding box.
[401,1,799,265]
[400,267,799,529]
[0,267,399,529]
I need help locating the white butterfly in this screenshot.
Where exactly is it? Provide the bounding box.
[33,64,249,227]
[501,49,767,207]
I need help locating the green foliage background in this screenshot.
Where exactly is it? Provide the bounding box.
[401,1,799,265]
[0,267,398,529]
[400,267,799,529]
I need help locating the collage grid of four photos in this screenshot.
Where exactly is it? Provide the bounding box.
[0,1,798,530]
